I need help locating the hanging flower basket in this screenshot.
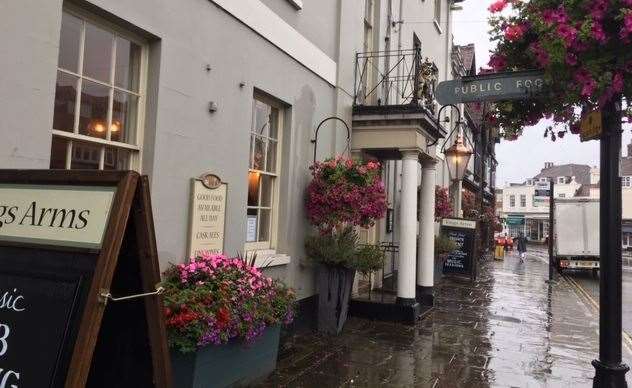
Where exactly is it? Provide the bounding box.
[305,157,387,334]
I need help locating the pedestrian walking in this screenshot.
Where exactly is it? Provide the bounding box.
[517,232,527,262]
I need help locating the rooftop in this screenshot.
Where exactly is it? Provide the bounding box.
[533,163,591,185]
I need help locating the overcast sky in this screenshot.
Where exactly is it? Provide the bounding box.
[451,1,631,186]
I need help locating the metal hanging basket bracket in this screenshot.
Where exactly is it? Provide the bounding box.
[98,285,165,306]
[311,116,351,164]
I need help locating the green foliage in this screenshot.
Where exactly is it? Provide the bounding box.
[305,226,385,274]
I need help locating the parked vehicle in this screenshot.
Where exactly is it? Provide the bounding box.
[552,198,600,277]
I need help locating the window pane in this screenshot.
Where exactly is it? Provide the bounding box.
[111,91,138,144]
[258,209,271,242]
[253,101,271,137]
[58,13,82,73]
[83,23,113,82]
[247,171,261,207]
[268,107,279,139]
[71,142,101,170]
[249,135,254,169]
[79,79,109,139]
[253,136,265,170]
[266,141,277,173]
[53,71,78,133]
[50,137,69,169]
[114,37,141,91]
[104,147,130,170]
[260,175,274,207]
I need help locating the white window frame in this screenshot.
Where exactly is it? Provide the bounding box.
[557,177,565,184]
[509,195,515,208]
[520,194,526,207]
[52,5,148,172]
[622,176,632,188]
[245,94,284,255]
[433,0,442,33]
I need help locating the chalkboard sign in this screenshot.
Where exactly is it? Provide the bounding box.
[441,218,478,280]
[0,170,171,388]
[0,271,81,387]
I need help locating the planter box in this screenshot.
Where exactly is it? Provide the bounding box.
[171,325,281,388]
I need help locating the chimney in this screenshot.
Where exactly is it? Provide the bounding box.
[544,162,554,169]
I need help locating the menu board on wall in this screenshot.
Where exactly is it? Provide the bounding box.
[188,174,227,258]
[441,217,477,280]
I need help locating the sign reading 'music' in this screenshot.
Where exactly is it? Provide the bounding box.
[188,174,227,258]
[0,184,115,249]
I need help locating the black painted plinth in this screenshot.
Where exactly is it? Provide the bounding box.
[592,359,629,388]
[416,286,434,306]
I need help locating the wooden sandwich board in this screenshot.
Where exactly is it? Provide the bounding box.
[0,170,171,388]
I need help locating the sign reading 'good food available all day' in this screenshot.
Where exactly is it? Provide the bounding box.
[0,184,115,249]
[188,174,227,258]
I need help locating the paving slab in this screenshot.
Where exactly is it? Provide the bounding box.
[255,252,632,387]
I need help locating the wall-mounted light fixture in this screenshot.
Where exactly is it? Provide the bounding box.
[208,101,218,113]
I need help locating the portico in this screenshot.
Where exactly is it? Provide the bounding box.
[349,103,446,322]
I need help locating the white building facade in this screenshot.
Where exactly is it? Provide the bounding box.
[0,0,466,321]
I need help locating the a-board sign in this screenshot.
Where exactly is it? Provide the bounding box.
[188,173,227,258]
[436,70,546,105]
[0,170,171,388]
[441,217,478,280]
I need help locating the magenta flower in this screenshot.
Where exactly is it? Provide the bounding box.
[488,0,508,13]
[504,23,528,41]
[591,22,608,44]
[621,12,632,39]
[488,53,507,71]
[565,52,578,66]
[557,24,578,47]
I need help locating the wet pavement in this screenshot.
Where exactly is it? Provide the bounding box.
[256,251,632,387]
[527,245,632,336]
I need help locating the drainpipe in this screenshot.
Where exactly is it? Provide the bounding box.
[383,0,392,104]
[396,0,403,104]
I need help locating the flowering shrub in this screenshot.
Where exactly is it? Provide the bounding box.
[435,186,453,220]
[306,157,387,231]
[487,0,632,139]
[462,190,477,219]
[162,253,295,353]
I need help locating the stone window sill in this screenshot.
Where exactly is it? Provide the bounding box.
[250,249,291,268]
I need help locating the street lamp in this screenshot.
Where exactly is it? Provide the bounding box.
[444,132,473,182]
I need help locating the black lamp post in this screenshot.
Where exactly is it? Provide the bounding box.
[592,96,630,387]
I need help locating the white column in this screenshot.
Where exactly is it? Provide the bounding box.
[397,151,419,304]
[418,159,436,303]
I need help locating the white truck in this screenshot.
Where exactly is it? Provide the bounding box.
[553,198,600,275]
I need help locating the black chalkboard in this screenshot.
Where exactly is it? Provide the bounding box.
[0,170,171,388]
[0,271,82,387]
[441,218,477,280]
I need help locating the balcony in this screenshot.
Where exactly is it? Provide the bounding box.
[351,49,446,160]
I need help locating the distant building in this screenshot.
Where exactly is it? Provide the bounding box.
[500,162,594,241]
[621,142,632,248]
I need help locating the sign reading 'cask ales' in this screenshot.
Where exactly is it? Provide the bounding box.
[0,170,171,388]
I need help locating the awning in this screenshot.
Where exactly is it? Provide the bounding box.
[505,215,524,226]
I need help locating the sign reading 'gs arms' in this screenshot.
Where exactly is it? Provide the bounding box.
[0,184,115,249]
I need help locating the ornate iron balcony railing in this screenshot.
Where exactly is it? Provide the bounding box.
[353,48,438,114]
